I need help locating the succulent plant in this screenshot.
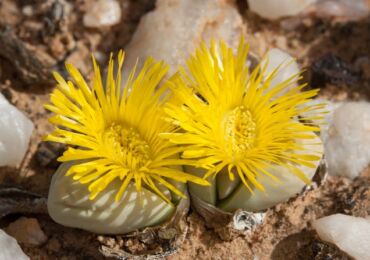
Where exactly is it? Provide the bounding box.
[46,52,208,234]
[164,39,325,213]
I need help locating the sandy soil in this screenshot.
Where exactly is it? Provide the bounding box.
[0,0,369,259]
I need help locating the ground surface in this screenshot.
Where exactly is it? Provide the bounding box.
[0,0,369,259]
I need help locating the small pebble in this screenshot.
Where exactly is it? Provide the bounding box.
[248,0,317,19]
[313,214,370,260]
[46,238,61,252]
[0,93,34,167]
[307,0,370,21]
[324,102,370,179]
[83,0,122,28]
[248,0,370,21]
[5,217,47,246]
[0,229,29,260]
[122,0,245,79]
[21,5,33,16]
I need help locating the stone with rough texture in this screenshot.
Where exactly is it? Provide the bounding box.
[308,0,370,21]
[5,217,47,246]
[324,102,370,179]
[83,0,121,28]
[248,0,317,19]
[0,229,29,260]
[48,163,176,234]
[313,214,370,260]
[122,0,245,79]
[0,93,34,167]
[248,0,370,21]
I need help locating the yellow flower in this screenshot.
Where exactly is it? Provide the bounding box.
[44,51,208,203]
[163,39,325,193]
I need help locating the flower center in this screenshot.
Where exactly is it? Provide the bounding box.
[224,106,256,154]
[104,123,151,170]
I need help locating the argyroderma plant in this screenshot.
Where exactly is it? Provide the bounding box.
[45,51,208,234]
[164,39,324,212]
[45,39,325,237]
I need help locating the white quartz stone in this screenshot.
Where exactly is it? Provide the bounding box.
[309,0,370,21]
[262,48,300,96]
[248,0,317,19]
[220,133,323,212]
[0,229,29,260]
[83,0,121,28]
[122,0,245,79]
[0,93,34,167]
[48,162,176,234]
[313,214,370,260]
[0,92,8,105]
[324,102,370,179]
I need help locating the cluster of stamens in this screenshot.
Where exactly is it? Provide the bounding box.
[224,106,256,154]
[104,123,151,170]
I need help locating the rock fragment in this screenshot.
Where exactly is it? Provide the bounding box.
[122,0,245,78]
[0,229,29,260]
[5,217,47,246]
[248,0,370,21]
[324,102,370,179]
[307,0,370,21]
[248,0,317,19]
[313,214,370,260]
[0,93,34,167]
[83,0,122,28]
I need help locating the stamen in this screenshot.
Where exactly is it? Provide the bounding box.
[224,106,256,154]
[104,123,151,170]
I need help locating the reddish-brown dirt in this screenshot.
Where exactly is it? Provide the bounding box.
[0,0,369,259]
